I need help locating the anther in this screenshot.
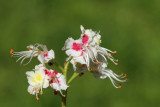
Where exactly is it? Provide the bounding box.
[96,62,98,65]
[27,47,32,50]
[113,51,117,54]
[126,78,128,81]
[89,69,92,72]
[100,60,103,62]
[121,73,124,76]
[107,53,111,58]
[118,83,121,88]
[25,56,27,59]
[115,59,119,62]
[94,58,97,61]
[36,95,39,100]
[10,49,14,54]
[40,90,43,95]
[62,95,66,98]
[88,66,91,69]
[64,62,66,66]
[125,74,127,77]
[115,63,118,65]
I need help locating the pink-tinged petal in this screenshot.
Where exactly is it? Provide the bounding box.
[62,38,74,50]
[82,34,89,45]
[72,42,82,51]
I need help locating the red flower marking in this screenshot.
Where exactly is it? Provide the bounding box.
[72,42,82,51]
[44,52,49,57]
[82,34,89,45]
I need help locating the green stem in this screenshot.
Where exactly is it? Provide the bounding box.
[61,90,67,107]
[67,72,79,84]
[63,57,72,81]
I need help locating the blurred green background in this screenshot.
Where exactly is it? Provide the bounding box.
[0,0,160,107]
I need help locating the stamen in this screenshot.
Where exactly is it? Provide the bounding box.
[100,60,103,62]
[10,49,14,54]
[118,83,121,88]
[64,62,66,66]
[121,73,124,76]
[125,74,127,77]
[114,63,118,65]
[40,90,43,95]
[27,47,33,50]
[25,56,27,59]
[62,95,66,98]
[115,59,118,62]
[94,58,97,61]
[36,95,39,100]
[96,62,98,65]
[126,78,128,81]
[107,53,111,58]
[113,51,117,54]
[89,68,92,72]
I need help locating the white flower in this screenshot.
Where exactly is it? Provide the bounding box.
[45,70,68,92]
[62,25,107,71]
[10,43,55,65]
[63,25,127,88]
[26,64,50,99]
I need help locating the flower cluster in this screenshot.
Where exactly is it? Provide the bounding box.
[10,25,127,101]
[10,44,68,100]
[62,25,127,88]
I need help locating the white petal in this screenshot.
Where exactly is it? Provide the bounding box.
[37,53,45,65]
[62,37,74,50]
[27,85,36,95]
[66,49,82,57]
[43,76,50,88]
[80,25,84,32]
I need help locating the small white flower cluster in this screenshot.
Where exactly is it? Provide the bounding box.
[10,44,68,100]
[62,25,127,88]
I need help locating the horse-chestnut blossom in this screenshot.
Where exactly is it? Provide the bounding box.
[62,25,126,88]
[10,43,55,66]
[26,64,50,99]
[45,70,68,91]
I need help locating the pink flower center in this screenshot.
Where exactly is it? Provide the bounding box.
[72,42,82,51]
[44,52,49,57]
[82,34,89,45]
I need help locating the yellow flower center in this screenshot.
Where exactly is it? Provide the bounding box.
[31,77,36,83]
[35,74,43,82]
